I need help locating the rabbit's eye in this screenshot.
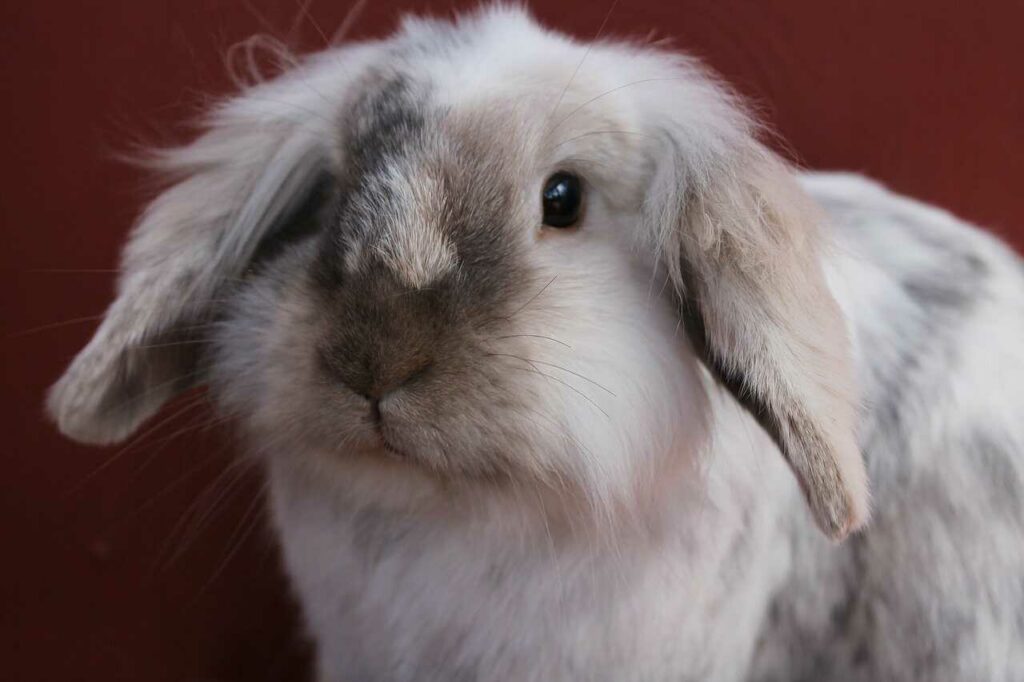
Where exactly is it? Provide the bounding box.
[541,171,582,228]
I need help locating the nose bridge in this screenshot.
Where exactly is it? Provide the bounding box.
[374,165,458,292]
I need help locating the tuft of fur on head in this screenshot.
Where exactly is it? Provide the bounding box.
[48,5,867,539]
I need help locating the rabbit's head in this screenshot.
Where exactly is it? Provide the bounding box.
[49,8,867,539]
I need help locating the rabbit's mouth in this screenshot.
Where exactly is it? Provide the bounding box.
[370,414,414,462]
[381,439,408,460]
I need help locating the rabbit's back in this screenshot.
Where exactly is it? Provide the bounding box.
[749,173,1024,681]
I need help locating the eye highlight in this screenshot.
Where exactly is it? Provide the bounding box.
[541,171,582,228]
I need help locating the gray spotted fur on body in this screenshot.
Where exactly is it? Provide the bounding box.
[754,174,1024,681]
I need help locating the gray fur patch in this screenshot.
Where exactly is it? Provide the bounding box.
[970,430,1023,521]
[861,223,991,494]
[899,249,987,313]
[351,508,415,565]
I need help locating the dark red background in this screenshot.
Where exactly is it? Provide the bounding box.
[2,2,1021,680]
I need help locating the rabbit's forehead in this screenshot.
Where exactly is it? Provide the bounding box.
[342,72,547,167]
[320,51,652,291]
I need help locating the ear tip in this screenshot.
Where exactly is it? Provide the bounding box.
[841,444,872,537]
[819,483,872,543]
[45,375,130,447]
[843,488,872,536]
[816,433,871,541]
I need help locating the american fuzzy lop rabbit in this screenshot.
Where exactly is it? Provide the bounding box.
[48,6,1024,681]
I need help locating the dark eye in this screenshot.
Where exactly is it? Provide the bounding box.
[541,171,582,228]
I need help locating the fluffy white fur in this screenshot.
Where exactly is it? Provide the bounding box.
[49,7,1023,681]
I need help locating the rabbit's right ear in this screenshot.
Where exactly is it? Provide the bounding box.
[47,48,371,445]
[637,62,869,540]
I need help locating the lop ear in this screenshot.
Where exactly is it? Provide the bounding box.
[646,117,869,539]
[46,50,367,445]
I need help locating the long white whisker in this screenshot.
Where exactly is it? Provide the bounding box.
[549,0,622,121]
[552,76,688,132]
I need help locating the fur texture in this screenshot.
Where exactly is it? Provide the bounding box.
[48,7,1023,681]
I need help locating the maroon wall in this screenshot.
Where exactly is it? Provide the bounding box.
[2,2,1021,680]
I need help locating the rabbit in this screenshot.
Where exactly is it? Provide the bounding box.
[47,6,1024,682]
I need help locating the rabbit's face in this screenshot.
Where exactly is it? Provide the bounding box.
[49,8,869,538]
[213,71,706,506]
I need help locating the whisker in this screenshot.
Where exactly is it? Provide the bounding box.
[135,339,210,350]
[99,366,210,418]
[494,333,573,349]
[518,405,598,462]
[288,0,320,45]
[488,352,616,396]
[551,76,689,132]
[549,0,622,120]
[157,458,255,571]
[23,268,121,274]
[330,0,369,46]
[553,129,655,151]
[498,356,610,419]
[523,358,616,397]
[114,443,228,530]
[240,0,280,37]
[128,411,233,479]
[303,9,332,49]
[196,483,267,596]
[474,276,558,331]
[64,394,211,497]
[9,313,105,338]
[510,275,558,319]
[151,457,242,571]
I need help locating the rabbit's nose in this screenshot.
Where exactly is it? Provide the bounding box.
[324,350,433,403]
[317,269,445,403]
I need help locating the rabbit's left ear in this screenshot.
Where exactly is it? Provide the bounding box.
[46,108,331,446]
[46,46,377,446]
[646,119,869,540]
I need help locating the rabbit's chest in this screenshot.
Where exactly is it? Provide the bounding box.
[267,468,790,682]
